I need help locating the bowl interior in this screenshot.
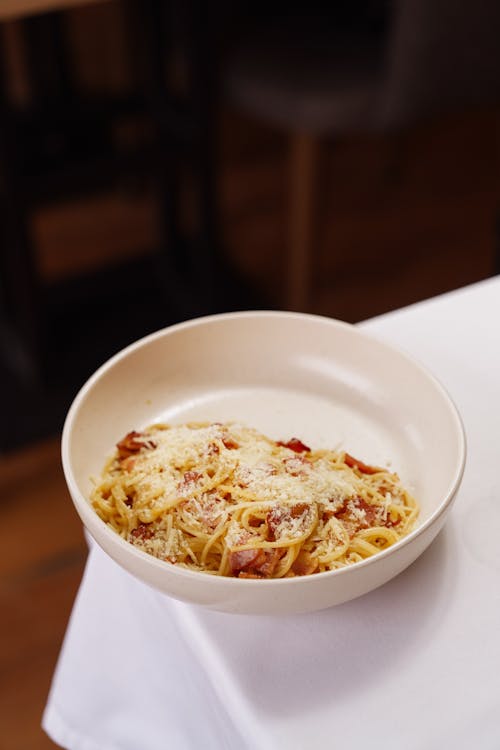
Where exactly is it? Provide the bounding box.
[65,312,464,534]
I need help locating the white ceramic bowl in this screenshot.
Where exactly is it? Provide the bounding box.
[62,311,466,615]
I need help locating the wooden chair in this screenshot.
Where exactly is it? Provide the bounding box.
[224,1,500,311]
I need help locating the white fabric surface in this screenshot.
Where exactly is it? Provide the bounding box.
[43,277,500,749]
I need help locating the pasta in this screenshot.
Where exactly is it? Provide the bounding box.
[91,422,419,578]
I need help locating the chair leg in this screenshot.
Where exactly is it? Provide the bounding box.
[287,131,318,311]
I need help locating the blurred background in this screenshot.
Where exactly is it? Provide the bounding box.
[0,0,499,747]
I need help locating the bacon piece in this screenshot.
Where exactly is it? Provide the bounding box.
[130,523,153,540]
[206,442,220,456]
[248,516,263,527]
[197,495,224,530]
[229,548,260,573]
[291,502,310,518]
[222,436,239,450]
[277,437,311,453]
[117,431,156,460]
[178,470,202,494]
[229,547,281,578]
[291,550,318,576]
[321,501,344,522]
[344,452,380,475]
[266,509,281,541]
[251,548,281,577]
[267,503,310,541]
[334,496,378,531]
[385,514,401,528]
[356,498,378,525]
[183,470,202,484]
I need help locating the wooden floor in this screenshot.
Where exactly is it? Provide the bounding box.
[1,104,499,749]
[0,440,87,750]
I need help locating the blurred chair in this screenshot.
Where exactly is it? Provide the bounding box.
[224,0,500,310]
[0,0,222,388]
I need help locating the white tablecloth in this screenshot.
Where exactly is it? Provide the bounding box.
[43,277,500,750]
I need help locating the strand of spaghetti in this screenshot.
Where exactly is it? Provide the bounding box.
[200,516,231,566]
[349,538,383,557]
[275,545,301,577]
[357,526,400,545]
[229,528,315,552]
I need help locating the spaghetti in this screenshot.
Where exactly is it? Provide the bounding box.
[91,422,419,578]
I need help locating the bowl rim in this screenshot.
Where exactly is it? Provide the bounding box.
[62,309,467,587]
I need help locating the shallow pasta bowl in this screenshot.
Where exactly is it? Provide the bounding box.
[62,311,466,615]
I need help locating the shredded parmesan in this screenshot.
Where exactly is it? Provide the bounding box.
[91,422,419,578]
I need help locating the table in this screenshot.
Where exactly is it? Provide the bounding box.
[43,277,500,750]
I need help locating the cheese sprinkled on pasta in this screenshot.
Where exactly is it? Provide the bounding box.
[91,422,419,578]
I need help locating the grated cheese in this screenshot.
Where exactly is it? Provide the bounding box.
[121,423,362,542]
[92,421,419,577]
